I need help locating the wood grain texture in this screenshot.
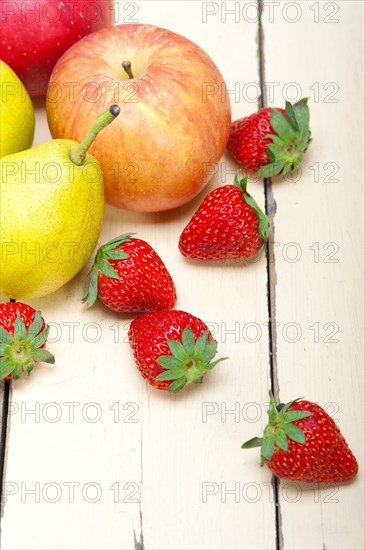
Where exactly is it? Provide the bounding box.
[262,1,364,548]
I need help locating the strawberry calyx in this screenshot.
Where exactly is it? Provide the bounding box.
[241,391,312,465]
[82,233,135,307]
[156,326,227,393]
[257,98,312,178]
[0,310,55,380]
[234,175,270,243]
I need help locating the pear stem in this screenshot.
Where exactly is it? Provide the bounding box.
[69,105,120,166]
[122,60,134,79]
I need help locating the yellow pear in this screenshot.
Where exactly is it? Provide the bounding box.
[0,105,120,299]
[0,60,35,158]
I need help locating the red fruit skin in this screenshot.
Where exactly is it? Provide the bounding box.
[228,107,286,172]
[128,310,212,390]
[179,185,264,260]
[0,302,46,380]
[268,401,359,483]
[0,0,114,96]
[98,238,176,313]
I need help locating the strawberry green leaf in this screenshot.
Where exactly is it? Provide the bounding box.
[241,183,270,243]
[283,423,306,444]
[283,410,312,423]
[275,431,288,452]
[14,311,27,340]
[201,340,218,364]
[270,109,296,140]
[261,436,275,461]
[168,377,187,393]
[105,249,129,261]
[284,101,299,131]
[27,311,43,339]
[0,344,7,356]
[32,349,55,364]
[257,161,285,178]
[156,370,184,381]
[31,325,50,349]
[100,260,120,279]
[205,357,228,370]
[195,331,209,358]
[291,97,310,138]
[0,356,15,380]
[241,437,263,449]
[167,339,187,361]
[156,356,182,370]
[156,326,227,393]
[181,327,195,355]
[258,99,311,179]
[0,326,13,345]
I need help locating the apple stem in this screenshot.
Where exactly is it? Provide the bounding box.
[69,105,120,166]
[122,60,134,79]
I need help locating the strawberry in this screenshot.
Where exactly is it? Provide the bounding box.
[83,233,176,312]
[227,98,311,177]
[0,302,55,381]
[128,310,227,392]
[179,176,269,261]
[242,392,358,483]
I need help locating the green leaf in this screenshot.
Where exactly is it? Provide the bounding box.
[32,348,55,364]
[270,109,296,140]
[205,357,228,370]
[283,423,306,444]
[83,269,99,307]
[0,344,8,356]
[12,365,25,380]
[105,249,129,261]
[193,376,203,384]
[241,437,263,449]
[243,190,270,243]
[167,377,187,393]
[281,397,303,413]
[265,134,284,147]
[274,431,288,452]
[31,325,50,349]
[283,410,312,423]
[100,259,120,280]
[14,311,26,340]
[25,362,35,375]
[194,331,208,358]
[284,101,299,131]
[257,161,285,178]
[292,98,310,139]
[201,340,218,364]
[104,233,135,249]
[181,326,195,355]
[156,355,182,370]
[155,370,184,381]
[167,339,187,361]
[27,311,43,339]
[0,356,15,379]
[0,326,13,345]
[261,436,275,461]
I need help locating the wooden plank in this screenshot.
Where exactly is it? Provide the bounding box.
[261,1,364,548]
[1,2,275,549]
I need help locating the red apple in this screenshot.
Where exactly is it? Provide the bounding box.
[46,24,231,212]
[0,0,114,96]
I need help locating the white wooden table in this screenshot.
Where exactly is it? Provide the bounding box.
[1,1,364,549]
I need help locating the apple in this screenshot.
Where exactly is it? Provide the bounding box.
[0,0,114,96]
[46,24,231,212]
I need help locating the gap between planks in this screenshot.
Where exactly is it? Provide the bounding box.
[258,0,284,549]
